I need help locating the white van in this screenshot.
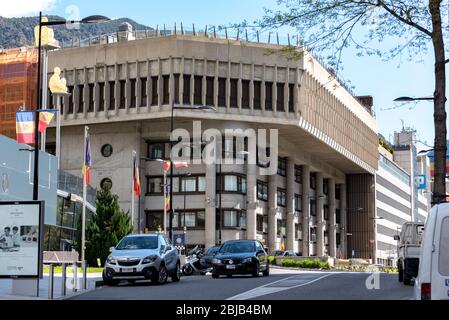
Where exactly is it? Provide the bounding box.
[415,203,449,300]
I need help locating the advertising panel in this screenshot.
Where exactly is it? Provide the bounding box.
[0,201,44,278]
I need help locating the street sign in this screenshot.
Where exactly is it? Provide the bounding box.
[414,175,426,190]
[173,233,186,247]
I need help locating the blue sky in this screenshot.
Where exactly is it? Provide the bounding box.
[27,0,446,150]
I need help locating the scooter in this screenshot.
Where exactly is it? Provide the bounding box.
[182,246,212,276]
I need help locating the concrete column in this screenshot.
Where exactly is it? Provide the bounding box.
[286,158,295,250]
[205,162,216,249]
[328,178,337,258]
[316,173,325,257]
[301,165,310,256]
[246,163,257,240]
[339,183,347,259]
[268,174,277,252]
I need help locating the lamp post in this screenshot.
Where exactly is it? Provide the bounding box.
[168,104,217,241]
[33,13,110,201]
[394,96,435,102]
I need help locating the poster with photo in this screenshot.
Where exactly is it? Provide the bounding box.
[0,202,43,278]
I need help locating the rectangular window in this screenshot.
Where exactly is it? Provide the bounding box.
[276,83,284,111]
[181,177,197,192]
[174,74,180,104]
[336,233,341,246]
[88,83,94,112]
[278,157,287,176]
[242,80,250,109]
[218,78,226,107]
[109,81,115,110]
[324,205,329,220]
[336,209,341,224]
[257,181,268,201]
[230,79,238,108]
[277,188,287,207]
[67,86,74,113]
[224,210,238,227]
[277,220,286,237]
[148,143,165,160]
[206,77,214,106]
[295,165,302,183]
[194,76,202,105]
[147,177,163,194]
[289,84,295,112]
[310,173,317,190]
[336,185,341,200]
[130,79,136,108]
[265,82,273,110]
[324,231,329,246]
[163,75,170,105]
[224,175,238,192]
[119,80,126,109]
[310,227,317,243]
[254,81,261,109]
[295,223,302,240]
[198,176,206,192]
[324,180,329,195]
[77,85,84,113]
[310,200,317,217]
[182,212,196,227]
[183,75,191,104]
[257,215,264,233]
[141,78,147,107]
[151,76,158,106]
[197,211,205,228]
[172,177,179,193]
[172,212,179,228]
[146,211,163,230]
[99,82,105,111]
[295,194,302,212]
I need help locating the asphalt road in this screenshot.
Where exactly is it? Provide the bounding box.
[71,269,414,300]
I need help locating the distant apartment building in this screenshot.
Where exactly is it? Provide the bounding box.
[375,132,431,266]
[0,47,37,139]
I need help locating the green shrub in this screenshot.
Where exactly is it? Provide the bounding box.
[281,259,327,269]
[268,256,277,265]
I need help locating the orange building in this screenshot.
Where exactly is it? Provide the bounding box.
[0,47,38,139]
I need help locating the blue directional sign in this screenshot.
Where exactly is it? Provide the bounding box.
[173,233,186,247]
[445,279,449,287]
[415,175,426,190]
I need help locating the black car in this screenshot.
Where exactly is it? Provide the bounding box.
[200,245,221,269]
[211,240,269,278]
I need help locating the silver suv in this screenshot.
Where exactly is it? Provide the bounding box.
[102,234,181,285]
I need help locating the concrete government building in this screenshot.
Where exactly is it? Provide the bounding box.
[46,25,380,260]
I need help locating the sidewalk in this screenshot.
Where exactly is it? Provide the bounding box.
[0,273,102,300]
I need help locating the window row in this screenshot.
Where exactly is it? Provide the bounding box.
[147,175,206,194]
[58,75,296,113]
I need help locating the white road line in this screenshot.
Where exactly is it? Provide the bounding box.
[226,273,335,300]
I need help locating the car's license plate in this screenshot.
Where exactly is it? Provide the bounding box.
[122,268,133,273]
[226,265,236,270]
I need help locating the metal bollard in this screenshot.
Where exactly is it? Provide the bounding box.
[72,262,78,292]
[61,263,67,296]
[48,264,54,300]
[82,261,87,290]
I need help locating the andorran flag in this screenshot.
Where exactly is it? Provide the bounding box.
[133,152,141,197]
[38,111,55,133]
[16,111,35,144]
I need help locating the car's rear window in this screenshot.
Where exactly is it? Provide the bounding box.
[439,217,449,276]
[116,236,158,250]
[220,241,255,253]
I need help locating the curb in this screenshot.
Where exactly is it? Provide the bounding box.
[271,265,398,274]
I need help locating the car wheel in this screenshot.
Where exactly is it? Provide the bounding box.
[171,262,181,282]
[102,270,120,286]
[252,262,260,277]
[212,273,220,279]
[152,265,168,285]
[263,263,270,277]
[182,264,194,276]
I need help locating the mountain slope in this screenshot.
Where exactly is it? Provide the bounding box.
[0,16,153,49]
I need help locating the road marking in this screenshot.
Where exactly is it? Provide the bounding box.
[226,273,335,300]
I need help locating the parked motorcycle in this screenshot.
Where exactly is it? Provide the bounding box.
[182,246,212,276]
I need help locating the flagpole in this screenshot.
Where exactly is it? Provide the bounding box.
[163,169,167,235]
[81,126,89,262]
[131,150,136,233]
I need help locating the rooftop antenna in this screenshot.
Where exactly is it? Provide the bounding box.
[288,34,291,46]
[156,25,159,37]
[213,26,216,38]
[181,22,184,35]
[163,24,166,36]
[276,32,279,45]
[225,27,228,39]
[236,28,240,40]
[204,25,208,37]
[193,23,196,36]
[256,30,260,43]
[174,22,177,35]
[268,32,271,44]
[245,29,248,41]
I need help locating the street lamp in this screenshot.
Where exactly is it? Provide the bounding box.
[33,12,110,201]
[394,96,435,102]
[168,104,217,241]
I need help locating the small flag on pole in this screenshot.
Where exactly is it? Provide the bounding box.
[280,239,286,251]
[133,152,141,197]
[163,160,171,172]
[16,111,35,144]
[82,129,92,185]
[38,111,55,133]
[173,161,189,168]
